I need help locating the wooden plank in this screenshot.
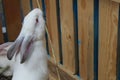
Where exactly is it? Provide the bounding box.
[77,0,94,80]
[45,0,60,63]
[59,0,76,74]
[111,0,120,3]
[0,20,4,43]
[48,60,79,80]
[21,0,31,16]
[32,0,42,9]
[49,75,56,80]
[44,0,51,56]
[99,0,119,80]
[32,0,38,8]
[3,0,22,41]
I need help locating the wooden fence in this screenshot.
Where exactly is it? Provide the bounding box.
[0,0,120,80]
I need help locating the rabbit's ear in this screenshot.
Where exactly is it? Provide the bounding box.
[7,37,24,60]
[7,8,44,63]
[7,34,34,63]
[0,42,13,50]
[20,35,33,63]
[0,42,13,56]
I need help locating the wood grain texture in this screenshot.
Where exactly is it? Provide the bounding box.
[3,0,22,41]
[78,0,94,80]
[0,20,3,43]
[32,0,38,9]
[45,0,60,63]
[59,0,76,74]
[49,75,56,80]
[32,0,42,9]
[45,0,52,58]
[99,0,119,80]
[21,0,31,16]
[48,60,79,80]
[111,0,120,3]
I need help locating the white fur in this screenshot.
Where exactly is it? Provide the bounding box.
[0,8,48,80]
[0,42,14,76]
[0,54,14,76]
[12,41,48,80]
[12,8,48,80]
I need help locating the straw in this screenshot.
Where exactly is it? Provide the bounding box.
[36,0,61,80]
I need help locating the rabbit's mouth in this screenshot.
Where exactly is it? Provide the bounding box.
[7,34,34,64]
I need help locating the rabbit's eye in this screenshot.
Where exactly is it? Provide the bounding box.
[36,18,38,23]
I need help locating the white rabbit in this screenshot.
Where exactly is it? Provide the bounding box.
[7,8,48,80]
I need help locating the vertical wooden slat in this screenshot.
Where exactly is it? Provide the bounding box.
[48,60,78,80]
[59,0,76,73]
[0,20,3,43]
[3,0,22,41]
[32,0,42,9]
[21,0,31,16]
[111,0,120,3]
[99,1,119,80]
[78,0,94,80]
[49,75,56,80]
[45,0,60,63]
[32,0,38,8]
[45,0,50,54]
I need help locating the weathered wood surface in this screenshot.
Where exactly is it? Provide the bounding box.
[45,0,60,63]
[99,0,119,80]
[78,0,94,80]
[59,0,76,74]
[33,0,43,9]
[48,60,79,80]
[32,0,38,9]
[21,0,31,16]
[49,75,56,80]
[111,0,120,3]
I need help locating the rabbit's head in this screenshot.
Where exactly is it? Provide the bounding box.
[22,8,45,40]
[7,8,45,63]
